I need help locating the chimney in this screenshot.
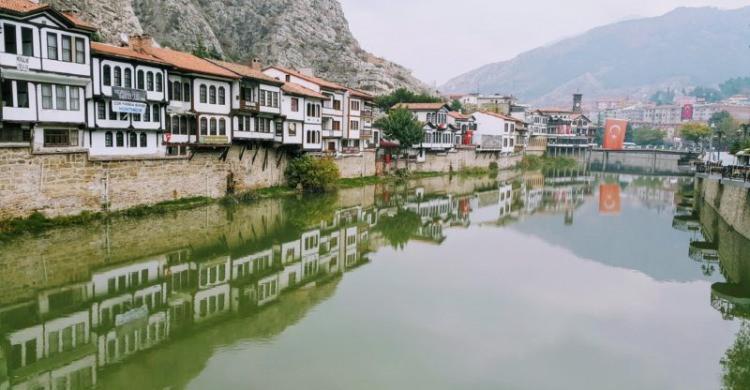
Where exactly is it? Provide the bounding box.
[249,58,262,71]
[299,68,314,77]
[129,34,155,53]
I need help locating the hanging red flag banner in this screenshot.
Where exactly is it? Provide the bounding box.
[603,119,628,150]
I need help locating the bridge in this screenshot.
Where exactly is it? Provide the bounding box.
[588,148,701,174]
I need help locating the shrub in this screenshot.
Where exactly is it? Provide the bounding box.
[285,155,340,192]
[489,162,499,171]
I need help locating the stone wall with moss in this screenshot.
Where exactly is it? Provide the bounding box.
[696,174,750,241]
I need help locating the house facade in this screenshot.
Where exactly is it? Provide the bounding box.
[87,42,169,158]
[0,1,96,153]
[392,103,457,153]
[471,111,525,153]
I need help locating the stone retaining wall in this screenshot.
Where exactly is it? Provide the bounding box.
[696,174,750,241]
[0,146,518,220]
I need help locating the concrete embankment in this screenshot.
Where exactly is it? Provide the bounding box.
[696,174,750,241]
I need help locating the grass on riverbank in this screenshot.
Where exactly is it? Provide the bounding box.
[519,155,577,171]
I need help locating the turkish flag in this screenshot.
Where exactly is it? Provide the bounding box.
[599,184,621,215]
[603,119,628,150]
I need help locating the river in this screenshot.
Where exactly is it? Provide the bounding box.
[0,170,747,390]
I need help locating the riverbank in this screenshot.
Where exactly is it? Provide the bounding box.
[0,168,515,241]
[695,174,750,241]
[0,146,522,221]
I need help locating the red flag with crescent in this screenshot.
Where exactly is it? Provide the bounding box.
[603,119,628,150]
[599,184,621,215]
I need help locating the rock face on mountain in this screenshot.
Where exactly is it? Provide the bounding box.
[48,0,427,94]
[440,6,750,106]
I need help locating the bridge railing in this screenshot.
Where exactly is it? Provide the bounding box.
[696,161,750,182]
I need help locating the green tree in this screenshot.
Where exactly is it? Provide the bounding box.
[285,155,340,192]
[633,128,666,145]
[650,89,675,106]
[192,38,222,60]
[375,209,421,250]
[710,111,738,150]
[721,321,750,390]
[720,77,750,97]
[374,88,442,111]
[680,122,712,144]
[450,99,463,112]
[374,108,425,170]
[690,86,723,103]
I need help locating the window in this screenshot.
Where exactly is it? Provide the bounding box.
[46,32,57,59]
[17,82,28,108]
[137,70,144,89]
[153,105,160,122]
[238,116,244,131]
[129,132,137,148]
[113,67,121,87]
[55,85,67,110]
[102,65,111,86]
[351,100,360,111]
[218,87,225,105]
[44,129,77,147]
[200,118,208,135]
[210,118,217,135]
[3,23,16,54]
[179,116,187,134]
[199,85,207,103]
[74,37,85,63]
[105,131,113,147]
[350,120,359,130]
[140,133,147,148]
[116,131,124,147]
[288,122,297,136]
[156,73,163,92]
[219,118,226,135]
[291,98,299,112]
[21,27,32,56]
[0,123,30,143]
[332,120,341,131]
[61,35,71,62]
[143,105,150,122]
[183,82,190,101]
[69,87,79,111]
[1,79,12,106]
[40,84,53,109]
[124,68,132,88]
[146,72,153,91]
[172,81,181,101]
[171,116,179,133]
[209,86,216,104]
[333,99,341,110]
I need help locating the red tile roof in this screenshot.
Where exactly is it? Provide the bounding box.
[448,111,471,120]
[140,46,239,79]
[208,59,282,84]
[281,83,326,100]
[265,65,348,91]
[0,0,97,31]
[392,102,448,111]
[478,111,526,124]
[91,42,168,66]
[348,87,373,100]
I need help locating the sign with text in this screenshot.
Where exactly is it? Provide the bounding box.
[16,56,29,72]
[599,184,622,215]
[112,86,147,102]
[201,135,230,145]
[112,100,147,115]
[603,118,628,150]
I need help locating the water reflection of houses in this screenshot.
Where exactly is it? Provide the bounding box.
[0,207,376,390]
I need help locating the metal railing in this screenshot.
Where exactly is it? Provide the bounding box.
[696,161,750,182]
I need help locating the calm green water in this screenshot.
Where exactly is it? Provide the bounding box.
[0,171,748,390]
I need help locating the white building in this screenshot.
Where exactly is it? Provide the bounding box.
[392,102,456,153]
[87,42,169,158]
[471,111,524,153]
[127,35,240,155]
[280,82,325,150]
[264,66,365,155]
[0,1,96,152]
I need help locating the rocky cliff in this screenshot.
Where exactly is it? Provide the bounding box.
[48,0,427,94]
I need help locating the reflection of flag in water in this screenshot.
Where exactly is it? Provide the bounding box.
[599,184,621,215]
[459,198,471,217]
[603,119,628,150]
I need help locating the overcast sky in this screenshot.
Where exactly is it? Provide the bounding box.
[339,0,750,86]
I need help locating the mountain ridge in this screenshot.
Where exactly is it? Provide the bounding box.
[46,0,428,94]
[440,6,750,105]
